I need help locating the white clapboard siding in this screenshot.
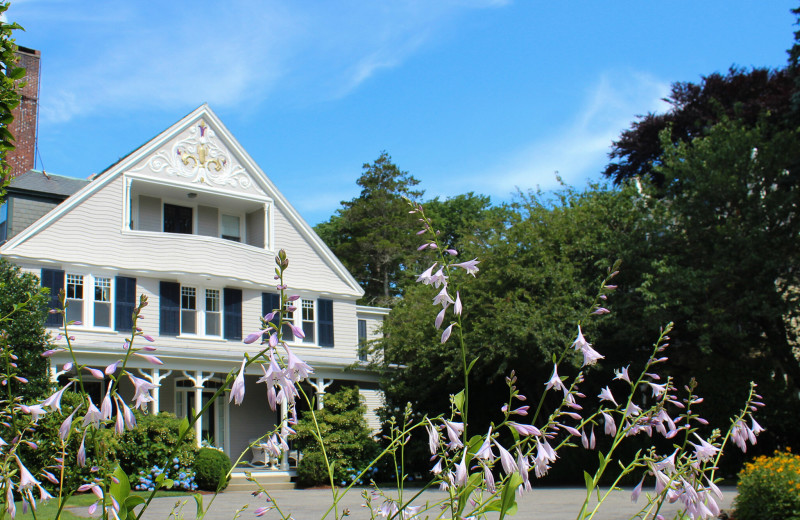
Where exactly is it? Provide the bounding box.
[360,388,385,435]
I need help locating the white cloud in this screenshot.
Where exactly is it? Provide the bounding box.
[460,71,671,197]
[16,0,507,124]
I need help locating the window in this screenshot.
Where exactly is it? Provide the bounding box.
[164,204,193,234]
[205,289,220,336]
[358,319,367,361]
[181,286,197,334]
[221,214,241,242]
[282,307,295,342]
[94,277,111,327]
[301,299,315,343]
[66,274,84,323]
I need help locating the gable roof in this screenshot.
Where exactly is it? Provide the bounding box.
[2,104,364,296]
[7,170,90,198]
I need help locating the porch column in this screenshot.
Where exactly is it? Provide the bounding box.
[183,370,211,447]
[309,377,333,410]
[280,398,289,470]
[137,368,172,415]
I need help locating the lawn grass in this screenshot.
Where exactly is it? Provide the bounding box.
[12,490,192,520]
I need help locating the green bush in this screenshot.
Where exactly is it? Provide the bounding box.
[115,411,196,478]
[293,386,380,488]
[734,449,800,520]
[194,447,232,491]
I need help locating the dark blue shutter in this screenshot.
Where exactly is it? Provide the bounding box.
[115,276,137,332]
[159,281,180,336]
[41,268,64,327]
[262,292,281,338]
[223,288,242,340]
[318,299,334,347]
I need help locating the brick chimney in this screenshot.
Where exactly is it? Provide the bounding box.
[6,46,40,180]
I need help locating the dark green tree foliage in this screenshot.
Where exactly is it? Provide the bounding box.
[293,386,379,487]
[314,153,422,305]
[0,2,23,183]
[0,258,53,402]
[604,68,792,187]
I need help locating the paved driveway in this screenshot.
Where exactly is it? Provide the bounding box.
[68,486,736,519]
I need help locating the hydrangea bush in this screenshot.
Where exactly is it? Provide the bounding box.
[0,201,768,520]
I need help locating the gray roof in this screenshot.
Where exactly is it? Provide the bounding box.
[8,170,90,198]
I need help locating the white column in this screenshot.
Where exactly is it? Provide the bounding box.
[182,370,211,448]
[309,377,333,410]
[137,368,172,415]
[280,398,289,470]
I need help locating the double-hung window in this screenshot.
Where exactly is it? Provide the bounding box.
[205,289,221,336]
[66,274,84,324]
[94,277,112,328]
[221,214,241,242]
[181,287,197,334]
[301,299,315,343]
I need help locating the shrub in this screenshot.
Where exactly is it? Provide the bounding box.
[293,386,380,488]
[194,447,232,491]
[114,411,196,478]
[734,449,800,520]
[134,459,198,492]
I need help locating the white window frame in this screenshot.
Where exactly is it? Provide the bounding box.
[301,299,315,344]
[181,286,197,335]
[220,213,243,242]
[176,284,226,339]
[60,273,116,330]
[204,288,221,337]
[93,276,112,328]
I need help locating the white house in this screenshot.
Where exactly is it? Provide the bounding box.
[0,105,388,473]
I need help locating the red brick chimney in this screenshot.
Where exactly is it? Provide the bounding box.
[6,46,40,180]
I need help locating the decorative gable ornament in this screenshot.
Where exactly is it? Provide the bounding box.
[131,120,258,192]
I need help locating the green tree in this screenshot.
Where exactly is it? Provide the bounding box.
[0,1,23,184]
[292,386,379,487]
[0,258,53,402]
[315,152,423,305]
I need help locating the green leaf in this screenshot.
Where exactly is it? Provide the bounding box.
[583,470,594,493]
[179,417,190,438]
[109,465,131,502]
[598,451,606,468]
[466,356,480,375]
[499,473,523,519]
[193,493,204,518]
[453,390,465,414]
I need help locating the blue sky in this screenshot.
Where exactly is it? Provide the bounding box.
[8,0,797,225]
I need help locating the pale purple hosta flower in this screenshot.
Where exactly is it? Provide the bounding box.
[104,361,120,376]
[647,382,667,397]
[284,344,313,382]
[474,427,494,461]
[598,386,617,406]
[750,417,764,435]
[5,481,14,519]
[544,364,566,393]
[430,268,448,288]
[42,383,72,412]
[592,307,610,315]
[416,263,437,285]
[254,506,271,517]
[42,348,65,357]
[63,362,73,372]
[441,323,454,344]
[425,419,440,456]
[15,456,40,489]
[516,448,532,495]
[40,470,59,485]
[614,365,631,384]
[77,432,87,467]
[494,440,517,475]
[451,258,480,276]
[572,326,604,366]
[654,449,678,473]
[445,248,458,256]
[58,404,82,441]
[581,427,596,450]
[84,367,105,380]
[560,423,581,437]
[454,449,468,487]
[434,306,448,329]
[481,461,496,494]
[433,285,454,307]
[430,458,443,474]
[128,374,157,410]
[623,402,642,420]
[21,404,48,423]
[443,420,464,449]
[101,383,113,420]
[287,322,305,339]
[454,291,462,316]
[230,357,247,405]
[243,329,269,344]
[508,421,541,437]
[134,353,163,365]
[581,346,604,367]
[118,397,136,430]
[631,477,644,502]
[602,412,616,436]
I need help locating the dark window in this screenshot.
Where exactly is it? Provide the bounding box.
[163,204,193,234]
[160,281,181,336]
[358,319,367,361]
[318,299,334,348]
[115,276,137,332]
[223,288,242,340]
[41,268,65,327]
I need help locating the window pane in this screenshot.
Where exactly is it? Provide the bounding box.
[301,300,314,344]
[221,214,240,241]
[205,289,219,312]
[206,313,220,336]
[67,274,84,299]
[164,204,193,234]
[181,287,196,310]
[181,309,196,334]
[95,277,111,302]
[66,300,83,323]
[94,302,111,327]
